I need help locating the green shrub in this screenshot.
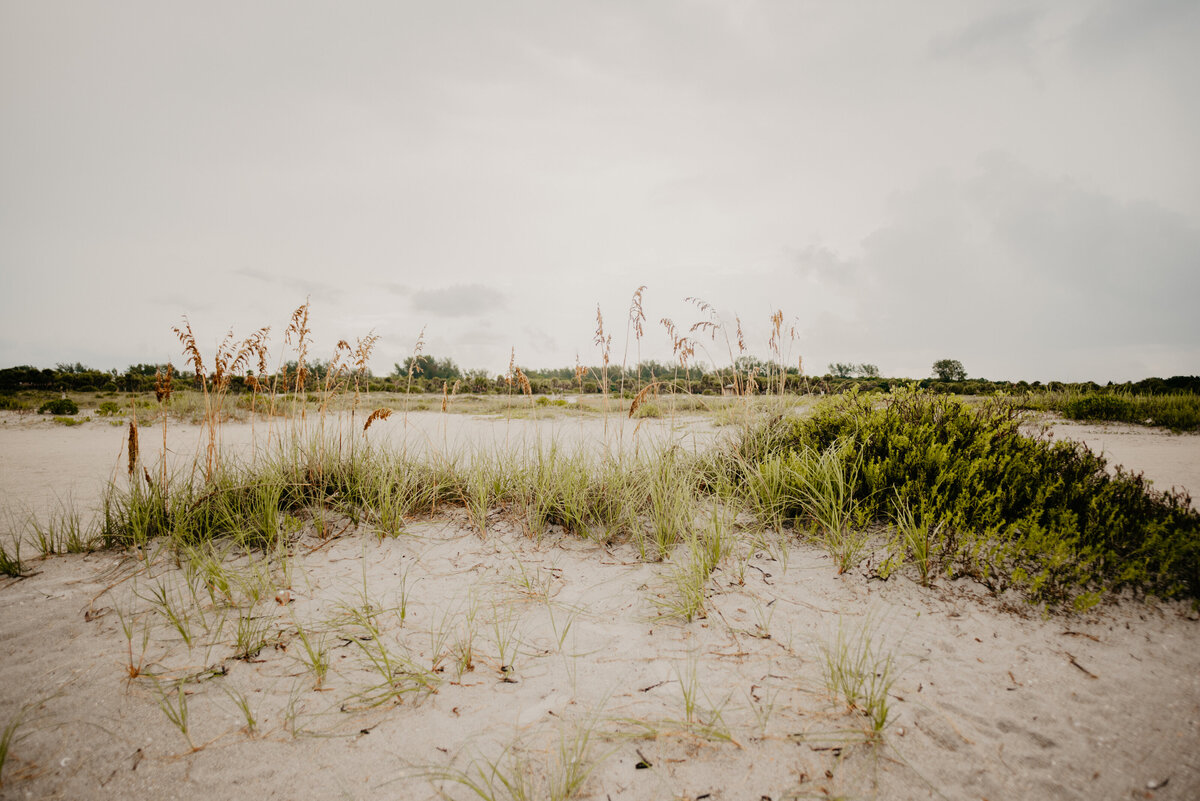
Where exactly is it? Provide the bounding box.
[0,396,27,411]
[97,401,122,416]
[1062,394,1135,423]
[38,398,79,415]
[724,387,1200,607]
[633,401,662,419]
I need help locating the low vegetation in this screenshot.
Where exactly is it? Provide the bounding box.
[717,387,1200,608]
[3,295,1199,799]
[1015,389,1200,432]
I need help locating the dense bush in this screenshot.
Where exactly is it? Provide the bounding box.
[38,397,79,415]
[724,387,1200,608]
[97,401,122,416]
[1061,394,1136,423]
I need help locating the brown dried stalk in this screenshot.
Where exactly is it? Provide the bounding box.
[127,420,139,477]
[352,331,380,402]
[154,364,174,403]
[515,366,532,399]
[628,382,660,418]
[594,306,611,367]
[628,286,647,340]
[363,408,393,433]
[285,301,311,393]
[173,318,206,385]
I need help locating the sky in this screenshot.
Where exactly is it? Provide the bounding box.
[2,0,1198,383]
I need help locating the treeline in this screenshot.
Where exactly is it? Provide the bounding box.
[2,360,1198,399]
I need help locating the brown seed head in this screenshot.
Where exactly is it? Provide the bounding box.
[628,286,647,340]
[628,382,659,418]
[363,407,393,434]
[155,364,174,403]
[127,420,139,476]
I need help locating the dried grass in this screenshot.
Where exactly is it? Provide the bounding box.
[363,408,393,434]
[628,382,660,418]
[127,420,139,477]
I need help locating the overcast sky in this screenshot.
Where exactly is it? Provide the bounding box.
[2,0,1198,382]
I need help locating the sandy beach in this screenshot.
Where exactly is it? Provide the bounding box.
[1,411,1198,800]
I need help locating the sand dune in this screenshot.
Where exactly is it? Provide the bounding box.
[1,411,1197,800]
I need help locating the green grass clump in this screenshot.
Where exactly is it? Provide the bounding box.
[822,620,896,739]
[37,398,78,415]
[0,541,23,578]
[721,386,1200,607]
[96,401,123,417]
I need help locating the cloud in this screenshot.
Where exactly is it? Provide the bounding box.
[411,284,505,317]
[1069,0,1200,64]
[791,244,858,285]
[232,268,344,303]
[379,282,410,296]
[929,9,1039,67]
[801,155,1200,380]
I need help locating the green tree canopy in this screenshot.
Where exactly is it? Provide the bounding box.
[932,359,966,381]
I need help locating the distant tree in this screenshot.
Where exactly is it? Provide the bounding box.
[857,363,880,378]
[932,359,966,381]
[828,362,856,378]
[828,362,879,379]
[55,362,94,374]
[393,355,462,381]
[126,363,164,376]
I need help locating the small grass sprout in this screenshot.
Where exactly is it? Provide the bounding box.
[1,705,29,788]
[424,714,605,801]
[821,620,897,740]
[222,685,259,736]
[292,618,330,688]
[0,540,24,578]
[151,679,196,751]
[233,611,273,661]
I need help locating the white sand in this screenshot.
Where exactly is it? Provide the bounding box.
[1,410,1198,800]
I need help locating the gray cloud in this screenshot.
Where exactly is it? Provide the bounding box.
[1070,0,1200,63]
[379,282,410,296]
[791,244,858,285]
[232,268,344,303]
[929,9,1039,66]
[809,155,1200,380]
[411,284,505,318]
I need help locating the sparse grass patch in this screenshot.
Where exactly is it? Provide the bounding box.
[423,714,606,801]
[821,619,896,740]
[28,503,98,556]
[150,678,196,751]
